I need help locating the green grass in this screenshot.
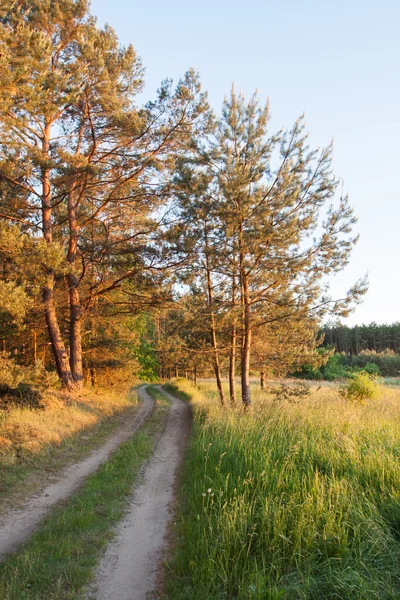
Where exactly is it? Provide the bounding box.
[0,394,169,600]
[146,384,169,404]
[164,379,400,600]
[163,380,194,402]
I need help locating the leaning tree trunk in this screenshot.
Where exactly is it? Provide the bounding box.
[41,124,74,390]
[43,277,74,389]
[67,185,83,390]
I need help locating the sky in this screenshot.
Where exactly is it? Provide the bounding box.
[91,0,400,326]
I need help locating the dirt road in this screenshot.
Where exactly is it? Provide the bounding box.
[0,386,155,560]
[88,386,191,600]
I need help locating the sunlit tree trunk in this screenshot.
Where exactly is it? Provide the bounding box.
[229,275,237,406]
[204,230,226,407]
[67,183,83,391]
[42,123,74,390]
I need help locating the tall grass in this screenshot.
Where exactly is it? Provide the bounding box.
[165,380,400,599]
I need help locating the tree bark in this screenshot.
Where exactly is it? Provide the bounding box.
[241,274,252,409]
[90,367,96,386]
[43,278,74,389]
[260,371,265,390]
[204,230,225,407]
[41,122,74,390]
[238,219,251,409]
[67,184,83,390]
[33,328,37,364]
[194,364,198,387]
[229,276,237,406]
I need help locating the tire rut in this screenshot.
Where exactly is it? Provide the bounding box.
[88,385,191,600]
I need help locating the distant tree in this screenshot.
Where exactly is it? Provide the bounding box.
[321,322,400,355]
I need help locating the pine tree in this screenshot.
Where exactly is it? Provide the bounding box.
[215,89,366,407]
[175,88,367,408]
[0,0,208,389]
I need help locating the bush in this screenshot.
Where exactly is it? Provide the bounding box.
[356,362,380,375]
[294,353,348,381]
[273,381,311,403]
[0,355,24,388]
[339,371,381,404]
[322,354,348,380]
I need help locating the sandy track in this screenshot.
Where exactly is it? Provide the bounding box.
[88,386,191,600]
[0,386,155,560]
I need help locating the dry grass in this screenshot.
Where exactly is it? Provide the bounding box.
[0,386,137,466]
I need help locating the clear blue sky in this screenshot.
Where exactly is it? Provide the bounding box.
[91,0,399,326]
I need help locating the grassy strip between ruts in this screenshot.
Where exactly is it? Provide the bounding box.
[163,379,400,600]
[0,386,168,600]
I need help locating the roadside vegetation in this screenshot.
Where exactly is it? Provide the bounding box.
[0,386,168,600]
[0,355,139,504]
[165,379,400,600]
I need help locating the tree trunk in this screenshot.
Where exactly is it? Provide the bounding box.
[67,184,83,390]
[41,123,74,390]
[90,367,96,387]
[33,328,37,365]
[204,229,225,407]
[260,371,265,390]
[43,278,74,390]
[194,364,198,387]
[229,276,237,406]
[68,282,83,389]
[241,274,252,409]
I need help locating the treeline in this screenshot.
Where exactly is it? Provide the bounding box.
[321,323,400,354]
[0,0,367,407]
[295,350,400,379]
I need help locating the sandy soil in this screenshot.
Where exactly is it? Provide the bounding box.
[87,386,191,600]
[0,386,155,560]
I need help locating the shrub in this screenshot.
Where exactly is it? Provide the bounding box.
[322,354,348,380]
[294,353,348,381]
[356,362,381,375]
[339,371,381,404]
[0,355,24,388]
[273,381,311,403]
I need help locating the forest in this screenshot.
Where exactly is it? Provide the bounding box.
[0,2,399,600]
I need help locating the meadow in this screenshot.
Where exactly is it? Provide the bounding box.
[165,379,400,599]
